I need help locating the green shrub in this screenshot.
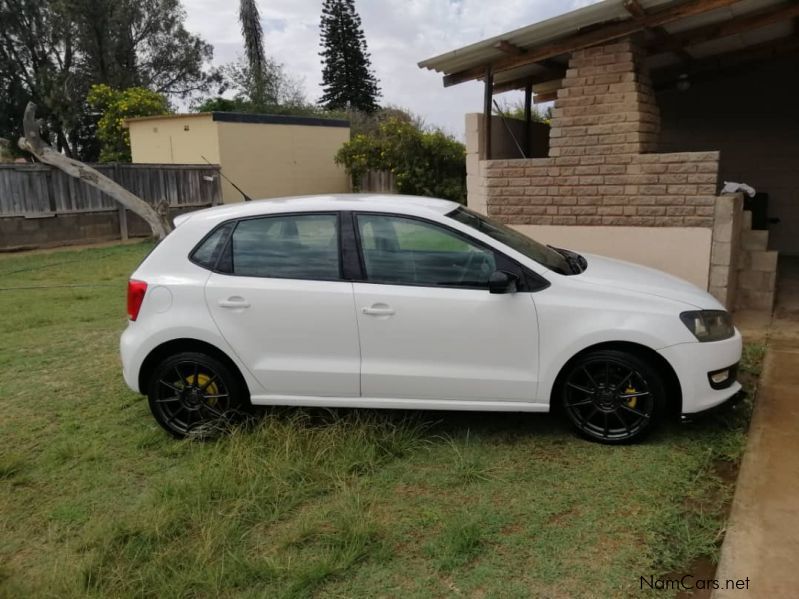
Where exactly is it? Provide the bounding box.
[335,117,466,203]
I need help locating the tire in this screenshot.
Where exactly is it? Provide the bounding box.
[559,349,665,444]
[147,351,248,439]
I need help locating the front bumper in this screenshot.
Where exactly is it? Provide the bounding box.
[681,388,746,422]
[658,329,743,414]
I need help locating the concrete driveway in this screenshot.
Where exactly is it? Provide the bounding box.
[714,257,799,598]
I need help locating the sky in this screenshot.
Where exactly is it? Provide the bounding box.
[182,0,598,138]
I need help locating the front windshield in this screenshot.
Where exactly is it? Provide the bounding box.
[448,206,572,275]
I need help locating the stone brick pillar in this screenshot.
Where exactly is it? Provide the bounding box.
[464,113,488,214]
[549,38,660,157]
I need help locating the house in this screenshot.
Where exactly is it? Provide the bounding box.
[419,0,798,311]
[126,112,351,204]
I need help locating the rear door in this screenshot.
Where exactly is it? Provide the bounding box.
[352,212,540,402]
[204,212,361,398]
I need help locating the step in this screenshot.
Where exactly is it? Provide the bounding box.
[741,229,769,251]
[749,250,778,273]
[742,209,752,231]
[736,288,775,312]
[738,270,777,292]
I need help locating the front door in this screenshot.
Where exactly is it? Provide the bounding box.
[205,212,360,397]
[352,213,540,402]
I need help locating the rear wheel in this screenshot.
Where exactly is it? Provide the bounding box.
[560,349,665,444]
[147,351,248,438]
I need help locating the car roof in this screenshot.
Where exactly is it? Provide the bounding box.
[178,194,461,227]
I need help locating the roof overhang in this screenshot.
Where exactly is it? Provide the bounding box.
[418,0,799,99]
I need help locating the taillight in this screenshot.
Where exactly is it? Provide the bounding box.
[127,280,148,321]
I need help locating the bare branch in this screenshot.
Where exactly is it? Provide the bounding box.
[18,102,172,240]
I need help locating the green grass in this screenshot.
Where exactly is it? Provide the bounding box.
[0,242,765,598]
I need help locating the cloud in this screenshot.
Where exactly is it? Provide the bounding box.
[182,0,597,137]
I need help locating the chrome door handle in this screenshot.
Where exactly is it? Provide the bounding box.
[362,306,395,316]
[218,297,250,309]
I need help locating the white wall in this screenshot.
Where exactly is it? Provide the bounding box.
[512,225,712,288]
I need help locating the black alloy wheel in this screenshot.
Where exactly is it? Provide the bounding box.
[560,349,665,444]
[147,351,247,438]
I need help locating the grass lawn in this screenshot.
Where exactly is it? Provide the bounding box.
[0,241,765,598]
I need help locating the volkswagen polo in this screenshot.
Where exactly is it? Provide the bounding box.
[120,194,742,443]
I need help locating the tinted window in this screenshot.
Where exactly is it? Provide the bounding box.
[356,214,496,287]
[231,214,340,279]
[448,206,571,275]
[191,222,234,269]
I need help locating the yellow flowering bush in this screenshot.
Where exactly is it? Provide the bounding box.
[87,85,171,162]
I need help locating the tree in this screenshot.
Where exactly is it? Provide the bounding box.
[0,0,218,161]
[70,0,218,98]
[193,57,318,116]
[335,117,466,202]
[87,85,171,162]
[238,0,267,105]
[319,0,381,113]
[0,0,81,156]
[221,58,306,109]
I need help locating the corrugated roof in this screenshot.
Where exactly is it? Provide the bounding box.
[418,0,797,91]
[418,0,672,74]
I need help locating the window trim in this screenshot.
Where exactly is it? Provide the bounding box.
[189,211,347,282]
[350,211,549,292]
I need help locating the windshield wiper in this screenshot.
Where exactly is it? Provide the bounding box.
[548,245,584,274]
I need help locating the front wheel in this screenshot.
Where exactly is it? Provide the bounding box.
[560,349,665,444]
[147,351,248,438]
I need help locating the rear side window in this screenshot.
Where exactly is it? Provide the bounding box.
[230,214,341,280]
[191,222,234,269]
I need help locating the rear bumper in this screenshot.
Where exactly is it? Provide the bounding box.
[120,323,142,393]
[658,329,743,414]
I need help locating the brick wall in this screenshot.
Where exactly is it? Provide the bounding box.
[483,152,720,227]
[481,38,722,229]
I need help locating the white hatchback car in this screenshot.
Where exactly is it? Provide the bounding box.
[121,194,742,443]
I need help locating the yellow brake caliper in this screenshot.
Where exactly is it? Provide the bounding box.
[625,386,638,409]
[186,373,220,406]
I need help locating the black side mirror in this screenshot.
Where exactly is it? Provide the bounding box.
[488,270,518,294]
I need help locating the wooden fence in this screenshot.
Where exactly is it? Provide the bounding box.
[359,170,397,194]
[0,163,222,217]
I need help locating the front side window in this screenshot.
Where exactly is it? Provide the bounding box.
[230,214,340,280]
[448,206,571,275]
[356,214,496,287]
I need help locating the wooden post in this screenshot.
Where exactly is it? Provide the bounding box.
[118,204,129,241]
[524,80,533,158]
[483,66,494,160]
[114,162,128,240]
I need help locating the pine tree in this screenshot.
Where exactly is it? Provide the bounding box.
[239,0,267,105]
[319,0,381,113]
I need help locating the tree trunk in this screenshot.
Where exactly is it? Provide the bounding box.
[17,102,172,240]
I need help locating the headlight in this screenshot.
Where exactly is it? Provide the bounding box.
[679,310,734,342]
